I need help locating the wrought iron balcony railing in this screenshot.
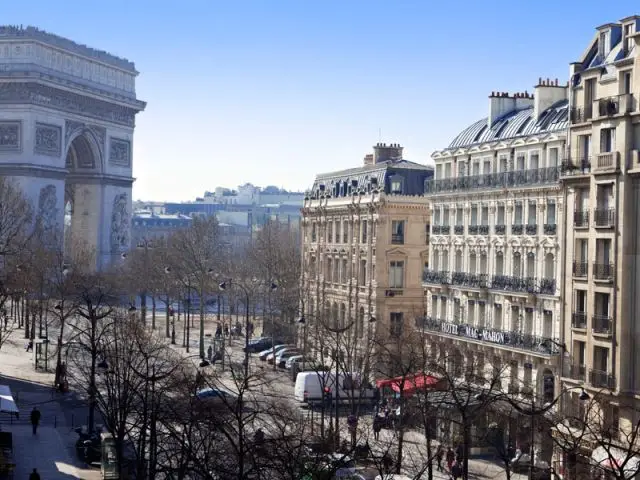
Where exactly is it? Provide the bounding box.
[424,166,561,194]
[571,312,587,329]
[561,158,592,176]
[454,225,464,235]
[589,369,616,389]
[543,224,557,235]
[593,263,614,281]
[391,233,404,244]
[469,225,479,235]
[574,210,589,228]
[512,224,524,235]
[451,272,489,288]
[594,208,615,227]
[422,269,451,285]
[539,278,556,295]
[478,225,489,235]
[495,224,506,235]
[432,225,450,235]
[491,275,537,294]
[570,105,593,124]
[567,363,586,382]
[526,224,538,235]
[592,315,612,335]
[414,316,561,355]
[451,272,467,286]
[572,261,588,277]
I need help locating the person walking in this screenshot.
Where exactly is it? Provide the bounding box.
[30,407,41,435]
[451,461,462,480]
[446,446,455,472]
[29,468,41,480]
[372,416,382,440]
[435,445,444,472]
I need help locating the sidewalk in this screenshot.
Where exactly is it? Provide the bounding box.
[0,329,100,479]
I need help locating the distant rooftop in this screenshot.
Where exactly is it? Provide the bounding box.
[0,25,136,72]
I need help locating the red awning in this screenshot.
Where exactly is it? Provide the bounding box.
[375,374,439,394]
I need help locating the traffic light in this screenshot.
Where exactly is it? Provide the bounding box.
[324,386,332,405]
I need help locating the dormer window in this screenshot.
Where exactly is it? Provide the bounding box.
[389,174,404,194]
[598,31,609,59]
[625,23,635,53]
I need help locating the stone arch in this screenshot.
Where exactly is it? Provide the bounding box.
[65,128,104,173]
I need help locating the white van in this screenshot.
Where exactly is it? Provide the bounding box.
[294,371,375,405]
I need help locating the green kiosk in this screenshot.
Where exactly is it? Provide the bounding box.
[100,432,119,479]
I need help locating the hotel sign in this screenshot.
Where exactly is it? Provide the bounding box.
[440,321,507,346]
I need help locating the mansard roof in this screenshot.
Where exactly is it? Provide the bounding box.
[447,100,568,150]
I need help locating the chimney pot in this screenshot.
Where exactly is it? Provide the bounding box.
[539,77,542,84]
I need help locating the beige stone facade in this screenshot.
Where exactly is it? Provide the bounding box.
[560,15,640,455]
[300,144,432,369]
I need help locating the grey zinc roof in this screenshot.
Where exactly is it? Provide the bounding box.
[447,100,568,149]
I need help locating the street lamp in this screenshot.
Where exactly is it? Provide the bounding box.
[320,315,376,449]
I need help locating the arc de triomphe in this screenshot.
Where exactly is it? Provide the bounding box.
[0,26,146,269]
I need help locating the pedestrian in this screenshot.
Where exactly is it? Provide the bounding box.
[223,325,229,337]
[451,461,462,480]
[207,344,213,361]
[29,468,41,480]
[446,446,455,471]
[435,444,444,471]
[372,416,382,440]
[456,443,464,463]
[215,324,222,338]
[30,407,41,435]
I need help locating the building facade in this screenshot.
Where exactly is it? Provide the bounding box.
[559,16,640,469]
[300,144,433,369]
[423,81,569,439]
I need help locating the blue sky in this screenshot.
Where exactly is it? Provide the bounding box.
[5,1,639,201]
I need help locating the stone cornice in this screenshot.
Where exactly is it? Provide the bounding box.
[0,162,67,180]
[66,172,135,187]
[428,185,562,203]
[0,82,143,127]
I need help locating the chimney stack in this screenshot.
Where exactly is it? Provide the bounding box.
[363,153,374,166]
[533,76,568,120]
[373,143,403,164]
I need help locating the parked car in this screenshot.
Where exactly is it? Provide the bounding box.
[244,337,276,353]
[285,355,305,369]
[276,349,302,368]
[259,344,295,362]
[268,347,299,365]
[195,387,241,411]
[510,452,551,479]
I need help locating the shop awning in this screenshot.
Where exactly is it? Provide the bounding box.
[591,445,640,476]
[0,385,18,415]
[375,374,439,394]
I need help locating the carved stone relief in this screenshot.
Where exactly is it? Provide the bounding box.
[34,123,61,157]
[64,119,83,145]
[110,192,130,253]
[36,184,58,232]
[0,121,20,151]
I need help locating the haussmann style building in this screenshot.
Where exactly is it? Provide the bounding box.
[300,143,433,371]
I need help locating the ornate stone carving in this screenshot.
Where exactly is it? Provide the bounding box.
[36,184,58,232]
[0,83,137,127]
[110,192,130,253]
[34,123,61,157]
[88,125,106,151]
[64,119,83,145]
[0,121,20,151]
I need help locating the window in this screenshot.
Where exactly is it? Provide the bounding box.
[361,220,367,243]
[456,208,463,226]
[434,210,441,226]
[530,152,539,170]
[514,203,523,224]
[442,208,450,226]
[546,201,556,225]
[310,256,316,276]
[334,221,340,243]
[481,206,489,226]
[343,221,348,243]
[548,148,559,167]
[623,71,632,94]
[470,205,478,226]
[390,177,403,194]
[341,258,348,283]
[390,312,404,337]
[326,258,333,282]
[359,259,367,286]
[625,23,634,52]
[497,205,505,225]
[389,260,404,288]
[598,31,607,58]
[311,223,317,242]
[528,202,537,225]
[600,128,615,153]
[391,220,405,244]
[327,222,333,243]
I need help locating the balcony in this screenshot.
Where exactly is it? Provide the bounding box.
[592,315,612,335]
[598,94,633,117]
[414,316,561,355]
[512,224,523,235]
[495,224,506,235]
[454,225,464,235]
[567,363,587,382]
[561,158,591,176]
[391,234,404,245]
[543,224,557,235]
[469,225,479,235]
[424,166,561,194]
[539,278,556,295]
[593,263,614,281]
[478,225,489,235]
[573,210,589,228]
[451,272,467,286]
[594,208,615,228]
[594,152,620,173]
[491,275,537,294]
[589,369,616,389]
[432,225,450,235]
[572,261,588,277]
[571,312,587,329]
[570,105,593,124]
[526,224,537,235]
[423,269,451,285]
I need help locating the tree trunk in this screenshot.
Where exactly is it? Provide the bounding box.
[151,296,156,329]
[396,426,405,474]
[140,292,147,326]
[426,425,433,480]
[165,296,170,338]
[199,285,205,359]
[463,419,470,480]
